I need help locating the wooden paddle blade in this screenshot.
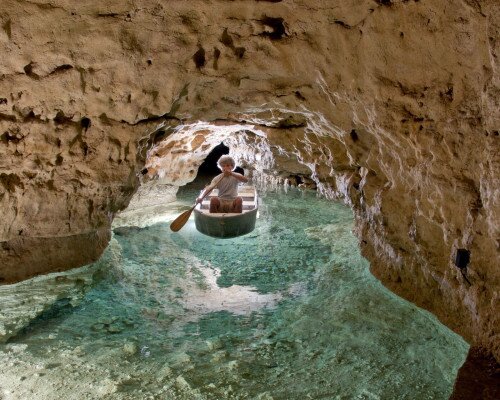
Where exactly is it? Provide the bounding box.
[170,207,195,232]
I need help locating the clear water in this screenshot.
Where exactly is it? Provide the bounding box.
[0,188,468,400]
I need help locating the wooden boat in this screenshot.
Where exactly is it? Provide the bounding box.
[193,185,258,238]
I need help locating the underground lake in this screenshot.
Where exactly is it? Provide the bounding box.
[0,187,468,399]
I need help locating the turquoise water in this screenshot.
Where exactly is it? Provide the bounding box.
[0,188,468,399]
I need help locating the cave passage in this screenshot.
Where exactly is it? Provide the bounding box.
[179,141,245,194]
[178,141,229,196]
[0,187,468,399]
[196,142,230,179]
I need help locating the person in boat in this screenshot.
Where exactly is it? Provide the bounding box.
[196,155,249,213]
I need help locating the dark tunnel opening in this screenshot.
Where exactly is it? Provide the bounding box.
[178,142,244,194]
[197,142,230,177]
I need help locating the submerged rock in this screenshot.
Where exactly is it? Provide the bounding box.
[0,264,98,343]
[206,338,224,351]
[156,364,173,381]
[123,342,138,356]
[113,226,146,236]
[175,375,191,390]
[169,352,191,368]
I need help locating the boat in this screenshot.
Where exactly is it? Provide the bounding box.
[193,185,258,238]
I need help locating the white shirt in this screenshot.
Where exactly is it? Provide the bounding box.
[210,174,240,200]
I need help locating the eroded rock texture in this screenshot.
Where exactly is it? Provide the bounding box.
[0,0,498,364]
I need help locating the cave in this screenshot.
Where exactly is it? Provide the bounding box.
[0,1,498,399]
[197,142,230,178]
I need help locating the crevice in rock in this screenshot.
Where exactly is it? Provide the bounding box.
[213,47,221,70]
[221,28,234,48]
[0,173,24,192]
[80,117,91,131]
[151,127,174,144]
[23,62,39,79]
[55,154,64,166]
[54,110,74,125]
[0,113,16,122]
[273,114,307,128]
[259,16,287,40]
[96,12,122,18]
[294,91,306,100]
[373,0,394,6]
[193,46,206,69]
[440,86,454,103]
[22,0,67,12]
[333,20,352,29]
[2,19,12,40]
[76,67,87,94]
[220,28,246,59]
[69,130,89,158]
[166,83,189,117]
[99,113,115,126]
[1,130,22,144]
[461,0,487,17]
[135,113,181,126]
[234,47,246,59]
[49,64,74,75]
[23,110,37,122]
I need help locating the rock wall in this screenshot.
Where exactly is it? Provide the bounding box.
[0,0,498,362]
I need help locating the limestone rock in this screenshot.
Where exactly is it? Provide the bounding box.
[0,0,498,365]
[0,264,97,343]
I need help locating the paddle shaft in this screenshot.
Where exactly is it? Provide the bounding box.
[169,174,225,232]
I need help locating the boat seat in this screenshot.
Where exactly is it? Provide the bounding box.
[202,186,256,211]
[197,210,253,216]
[201,200,255,205]
[200,204,255,211]
[205,193,255,200]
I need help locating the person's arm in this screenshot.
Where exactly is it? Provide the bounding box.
[230,171,248,183]
[196,175,222,203]
[196,187,213,204]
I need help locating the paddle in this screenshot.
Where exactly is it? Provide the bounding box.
[169,204,197,232]
[170,174,224,232]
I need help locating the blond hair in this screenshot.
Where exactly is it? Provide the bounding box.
[217,155,235,170]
